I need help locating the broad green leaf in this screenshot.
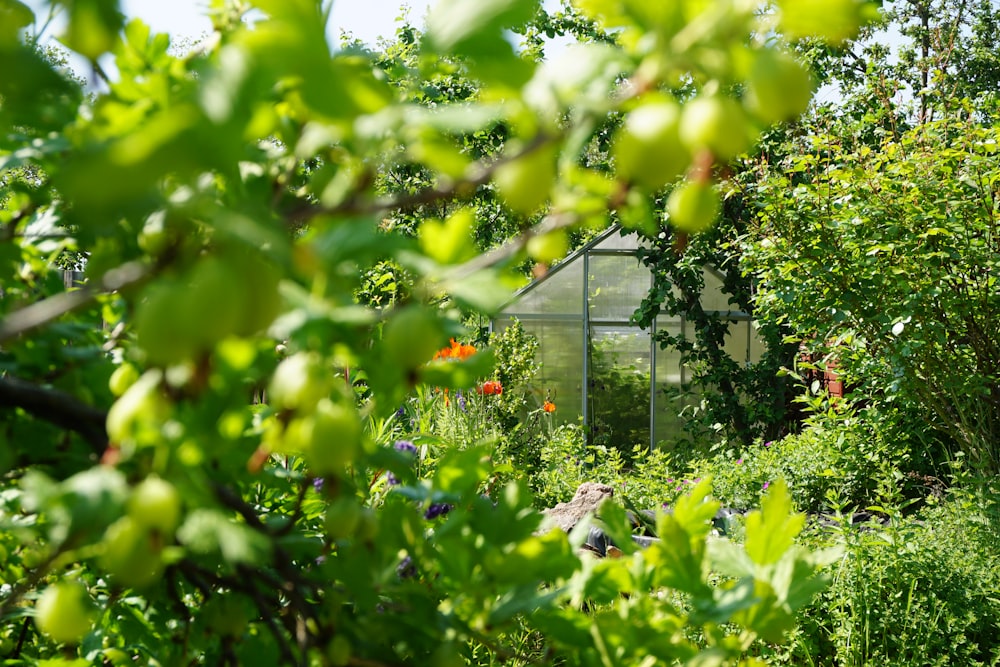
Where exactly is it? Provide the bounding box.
[0,0,33,44]
[419,209,477,265]
[432,446,492,495]
[177,509,271,566]
[744,479,805,566]
[425,0,538,53]
[706,536,754,578]
[424,0,538,86]
[58,0,125,59]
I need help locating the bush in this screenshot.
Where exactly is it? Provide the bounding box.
[686,404,942,515]
[789,488,1000,666]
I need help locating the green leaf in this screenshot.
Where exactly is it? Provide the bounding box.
[432,446,492,495]
[57,0,125,59]
[594,497,636,555]
[177,509,272,566]
[424,0,538,86]
[425,0,538,53]
[419,209,477,265]
[0,0,33,44]
[744,479,805,566]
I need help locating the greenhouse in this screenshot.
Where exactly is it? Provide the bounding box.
[492,225,765,450]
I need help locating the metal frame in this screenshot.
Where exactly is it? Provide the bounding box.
[491,225,755,450]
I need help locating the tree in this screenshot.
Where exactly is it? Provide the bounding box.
[0,0,867,664]
[746,117,1000,475]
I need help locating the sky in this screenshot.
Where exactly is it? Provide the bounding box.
[25,0,435,49]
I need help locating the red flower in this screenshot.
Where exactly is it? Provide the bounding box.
[542,400,556,413]
[479,380,503,395]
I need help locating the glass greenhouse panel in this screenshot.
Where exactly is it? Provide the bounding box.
[587,255,651,321]
[724,319,752,364]
[700,268,741,314]
[588,325,652,451]
[500,260,583,317]
[592,230,646,251]
[518,318,584,423]
[653,319,689,444]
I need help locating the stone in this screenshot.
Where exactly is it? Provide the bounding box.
[540,482,615,534]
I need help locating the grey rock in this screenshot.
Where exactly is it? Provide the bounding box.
[540,482,615,534]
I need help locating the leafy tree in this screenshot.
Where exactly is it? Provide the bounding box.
[747,117,1000,475]
[0,0,868,664]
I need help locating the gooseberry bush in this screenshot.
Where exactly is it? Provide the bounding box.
[0,0,871,664]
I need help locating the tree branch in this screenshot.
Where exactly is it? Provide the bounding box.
[286,133,555,226]
[0,374,107,452]
[0,259,151,344]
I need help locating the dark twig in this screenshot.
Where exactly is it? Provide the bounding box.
[0,374,108,453]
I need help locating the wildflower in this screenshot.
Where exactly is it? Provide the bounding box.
[542,400,556,413]
[763,441,773,448]
[394,440,417,455]
[434,339,477,361]
[762,481,770,491]
[424,503,452,520]
[736,458,743,465]
[312,477,325,492]
[396,555,417,580]
[479,380,503,395]
[456,391,466,412]
[386,472,400,486]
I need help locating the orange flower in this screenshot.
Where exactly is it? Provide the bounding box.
[479,380,503,395]
[434,339,477,361]
[542,400,556,413]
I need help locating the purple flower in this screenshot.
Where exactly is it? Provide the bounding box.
[396,555,417,580]
[424,503,452,520]
[312,478,325,492]
[386,471,400,486]
[394,440,417,455]
[762,481,771,491]
[456,392,466,412]
[763,441,773,448]
[736,458,743,465]
[395,406,406,418]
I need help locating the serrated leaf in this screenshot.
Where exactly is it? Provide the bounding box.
[706,536,754,578]
[744,479,804,566]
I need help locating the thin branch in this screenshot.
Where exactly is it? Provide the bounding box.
[0,259,151,344]
[0,374,107,452]
[286,133,554,226]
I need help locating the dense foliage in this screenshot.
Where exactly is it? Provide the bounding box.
[0,0,881,665]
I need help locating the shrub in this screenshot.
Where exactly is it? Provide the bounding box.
[793,489,1000,666]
